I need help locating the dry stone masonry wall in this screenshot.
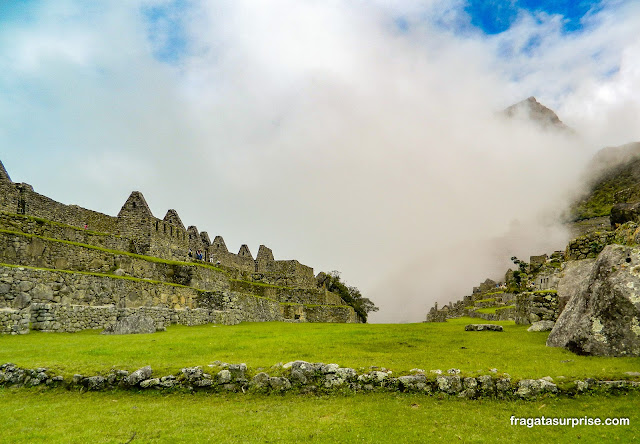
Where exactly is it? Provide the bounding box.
[0,159,361,333]
[2,361,638,400]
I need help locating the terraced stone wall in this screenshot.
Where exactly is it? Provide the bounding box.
[29,303,241,332]
[0,230,230,291]
[515,291,559,325]
[0,265,202,310]
[0,212,128,251]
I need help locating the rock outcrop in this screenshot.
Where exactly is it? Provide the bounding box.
[503,96,570,131]
[547,245,640,356]
[611,202,640,227]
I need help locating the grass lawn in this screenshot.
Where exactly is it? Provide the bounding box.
[1,318,639,380]
[0,389,638,443]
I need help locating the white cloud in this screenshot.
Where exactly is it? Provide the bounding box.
[0,0,638,322]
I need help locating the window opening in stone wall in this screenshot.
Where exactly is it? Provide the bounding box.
[170,226,173,236]
[132,202,137,208]
[163,224,166,233]
[155,221,159,231]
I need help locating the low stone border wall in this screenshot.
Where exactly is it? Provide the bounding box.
[2,362,638,400]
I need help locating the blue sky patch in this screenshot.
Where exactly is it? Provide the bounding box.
[142,0,191,64]
[0,0,40,25]
[464,0,604,35]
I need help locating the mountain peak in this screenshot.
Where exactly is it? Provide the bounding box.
[503,96,569,131]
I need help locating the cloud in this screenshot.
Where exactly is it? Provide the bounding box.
[0,0,638,322]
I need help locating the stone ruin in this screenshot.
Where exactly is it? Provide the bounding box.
[426,215,640,357]
[0,159,362,334]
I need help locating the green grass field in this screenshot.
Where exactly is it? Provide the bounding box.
[0,389,638,443]
[2,318,640,442]
[1,318,639,380]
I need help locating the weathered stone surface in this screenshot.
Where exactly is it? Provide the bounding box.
[2,361,636,398]
[516,379,558,399]
[228,363,247,381]
[85,375,106,390]
[290,361,320,384]
[101,315,158,335]
[556,259,596,313]
[181,366,203,382]
[269,377,291,391]
[127,366,152,386]
[436,375,462,394]
[251,372,270,388]
[140,378,160,388]
[611,202,640,227]
[547,245,640,356]
[464,324,503,332]
[217,369,231,384]
[527,320,555,332]
[397,375,429,391]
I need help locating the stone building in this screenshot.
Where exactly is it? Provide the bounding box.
[0,159,360,334]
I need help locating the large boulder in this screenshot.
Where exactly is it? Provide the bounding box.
[547,245,640,356]
[101,315,158,335]
[611,202,640,227]
[556,259,596,313]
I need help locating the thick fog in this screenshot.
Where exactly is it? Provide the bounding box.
[1,1,639,322]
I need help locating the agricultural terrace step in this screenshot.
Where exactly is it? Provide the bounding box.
[0,230,301,293]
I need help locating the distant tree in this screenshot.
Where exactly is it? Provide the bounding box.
[322,271,378,322]
[510,256,528,273]
[509,256,529,292]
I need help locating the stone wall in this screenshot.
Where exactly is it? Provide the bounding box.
[0,182,118,233]
[0,161,365,328]
[275,288,344,306]
[0,181,320,291]
[147,218,189,262]
[0,232,351,318]
[0,307,29,334]
[566,232,615,260]
[515,291,559,325]
[467,307,516,322]
[0,230,231,292]
[304,305,361,323]
[0,265,202,310]
[0,212,129,252]
[260,260,316,288]
[0,265,359,333]
[225,292,286,322]
[29,303,240,332]
[6,361,632,400]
